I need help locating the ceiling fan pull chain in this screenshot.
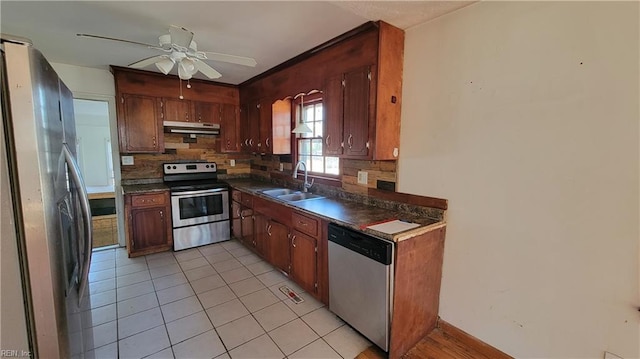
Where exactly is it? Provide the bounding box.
[186,79,192,89]
[179,78,184,100]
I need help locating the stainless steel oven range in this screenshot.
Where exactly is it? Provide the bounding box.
[163,162,230,251]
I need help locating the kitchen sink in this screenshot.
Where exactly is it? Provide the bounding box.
[277,192,325,202]
[261,188,300,197]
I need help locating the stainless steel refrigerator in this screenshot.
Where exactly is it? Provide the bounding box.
[1,36,93,358]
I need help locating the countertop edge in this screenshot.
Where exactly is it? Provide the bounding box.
[227,180,446,243]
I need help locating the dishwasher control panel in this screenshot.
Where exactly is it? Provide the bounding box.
[327,223,393,265]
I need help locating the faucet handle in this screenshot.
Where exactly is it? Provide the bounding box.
[305,178,315,189]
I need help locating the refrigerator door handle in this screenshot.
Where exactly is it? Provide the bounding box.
[62,144,93,305]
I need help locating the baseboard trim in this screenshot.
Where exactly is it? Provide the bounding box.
[438,318,514,359]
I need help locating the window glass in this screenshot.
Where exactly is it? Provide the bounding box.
[295,99,339,177]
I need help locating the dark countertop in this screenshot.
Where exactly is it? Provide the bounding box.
[121,183,169,194]
[225,179,444,242]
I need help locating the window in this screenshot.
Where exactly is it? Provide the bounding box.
[295,98,339,176]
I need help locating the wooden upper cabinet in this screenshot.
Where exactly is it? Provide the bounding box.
[258,99,272,154]
[193,101,221,124]
[343,66,371,158]
[272,99,292,155]
[323,75,344,156]
[239,20,404,160]
[118,94,163,153]
[221,104,240,152]
[246,101,261,153]
[162,98,191,122]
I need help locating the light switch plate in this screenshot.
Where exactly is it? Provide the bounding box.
[357,171,368,185]
[121,156,134,166]
[230,159,236,167]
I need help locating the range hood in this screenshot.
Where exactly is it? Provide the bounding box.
[163,121,220,135]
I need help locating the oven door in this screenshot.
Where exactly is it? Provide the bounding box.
[170,188,229,228]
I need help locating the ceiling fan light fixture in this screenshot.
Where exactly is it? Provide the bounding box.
[178,57,197,80]
[155,57,175,75]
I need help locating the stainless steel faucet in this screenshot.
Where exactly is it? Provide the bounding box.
[293,161,314,192]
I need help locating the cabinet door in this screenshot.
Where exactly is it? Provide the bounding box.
[119,94,162,153]
[323,74,344,156]
[162,98,191,122]
[130,207,169,253]
[290,230,317,294]
[258,99,272,154]
[254,214,267,257]
[193,101,221,124]
[343,67,371,158]
[247,102,261,153]
[267,220,290,274]
[240,208,254,248]
[231,201,242,240]
[221,104,240,153]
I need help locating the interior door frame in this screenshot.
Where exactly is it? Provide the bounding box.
[72,92,125,247]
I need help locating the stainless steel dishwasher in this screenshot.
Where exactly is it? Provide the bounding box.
[328,223,394,352]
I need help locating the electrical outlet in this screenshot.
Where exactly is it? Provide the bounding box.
[121,156,134,166]
[279,163,284,171]
[357,171,368,185]
[230,159,236,167]
[604,351,623,359]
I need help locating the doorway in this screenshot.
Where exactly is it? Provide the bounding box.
[73,97,124,249]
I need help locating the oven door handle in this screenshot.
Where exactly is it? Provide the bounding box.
[170,188,227,197]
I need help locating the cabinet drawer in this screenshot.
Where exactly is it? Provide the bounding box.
[231,190,242,203]
[241,193,254,208]
[292,212,319,238]
[131,192,166,208]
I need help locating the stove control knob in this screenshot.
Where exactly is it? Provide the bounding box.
[166,166,170,170]
[206,165,209,168]
[172,166,177,169]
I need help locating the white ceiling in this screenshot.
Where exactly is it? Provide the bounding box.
[0,1,475,85]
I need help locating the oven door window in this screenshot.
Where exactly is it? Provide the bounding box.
[179,194,223,220]
[171,190,229,228]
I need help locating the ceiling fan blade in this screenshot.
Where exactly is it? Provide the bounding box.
[169,25,194,49]
[76,33,158,49]
[129,55,169,69]
[193,59,222,79]
[201,51,257,67]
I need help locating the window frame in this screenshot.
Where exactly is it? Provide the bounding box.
[291,93,341,184]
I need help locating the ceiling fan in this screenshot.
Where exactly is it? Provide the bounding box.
[77,25,257,80]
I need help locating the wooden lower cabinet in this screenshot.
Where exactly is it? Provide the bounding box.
[231,189,329,305]
[231,200,242,240]
[290,230,317,294]
[240,208,254,248]
[125,191,172,257]
[266,219,290,274]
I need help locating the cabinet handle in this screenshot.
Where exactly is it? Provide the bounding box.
[298,221,307,226]
[249,139,254,146]
[267,224,272,236]
[347,134,353,149]
[291,234,296,248]
[265,138,270,148]
[325,135,330,146]
[240,212,245,220]
[236,208,241,217]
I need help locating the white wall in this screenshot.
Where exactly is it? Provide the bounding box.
[51,63,115,96]
[398,2,639,358]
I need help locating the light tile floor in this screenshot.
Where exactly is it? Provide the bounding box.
[86,239,372,359]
